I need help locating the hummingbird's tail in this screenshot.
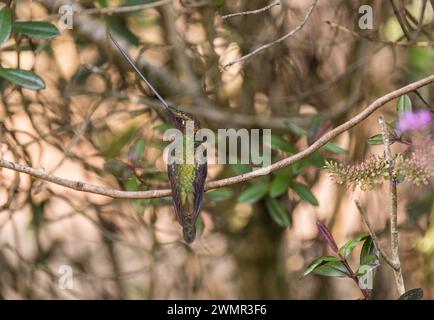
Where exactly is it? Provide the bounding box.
[182,225,196,244]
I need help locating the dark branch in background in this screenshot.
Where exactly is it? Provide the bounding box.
[223,0,318,68]
[1,75,433,199]
[41,0,174,20]
[221,0,281,20]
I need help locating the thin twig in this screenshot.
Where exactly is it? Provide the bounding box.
[223,0,318,68]
[326,20,434,47]
[414,0,429,40]
[379,116,406,296]
[221,0,281,20]
[1,75,433,199]
[354,200,398,271]
[41,0,173,20]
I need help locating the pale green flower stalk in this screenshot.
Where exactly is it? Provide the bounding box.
[324,150,432,190]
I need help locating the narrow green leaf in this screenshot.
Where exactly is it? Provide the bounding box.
[0,68,45,90]
[339,234,369,258]
[308,114,324,138]
[205,188,233,201]
[152,123,174,132]
[0,7,13,47]
[303,256,341,277]
[360,236,378,266]
[195,216,204,237]
[104,125,139,158]
[287,122,308,136]
[312,260,348,277]
[270,174,291,198]
[13,21,60,39]
[270,134,295,154]
[324,142,347,154]
[399,288,424,300]
[265,197,290,226]
[290,182,319,206]
[367,134,384,145]
[238,182,269,203]
[108,17,139,46]
[397,95,412,117]
[135,139,146,161]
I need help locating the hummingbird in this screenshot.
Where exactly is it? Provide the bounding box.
[109,33,207,243]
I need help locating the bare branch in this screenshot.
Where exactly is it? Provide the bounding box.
[379,116,406,296]
[354,200,398,271]
[221,1,281,20]
[41,0,174,20]
[223,0,318,68]
[1,75,433,199]
[326,20,434,47]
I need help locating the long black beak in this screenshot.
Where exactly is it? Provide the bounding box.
[108,32,171,110]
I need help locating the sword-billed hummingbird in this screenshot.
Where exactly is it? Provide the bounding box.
[109,33,207,243]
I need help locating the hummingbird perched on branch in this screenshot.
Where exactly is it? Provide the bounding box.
[109,33,207,243]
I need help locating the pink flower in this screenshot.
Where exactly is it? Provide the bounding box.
[397,109,432,133]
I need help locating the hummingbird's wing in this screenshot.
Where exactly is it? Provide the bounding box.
[193,162,207,220]
[167,164,183,223]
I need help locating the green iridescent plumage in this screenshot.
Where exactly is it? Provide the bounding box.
[109,33,207,243]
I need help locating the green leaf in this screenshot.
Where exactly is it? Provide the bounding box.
[148,138,167,150]
[124,177,138,191]
[103,124,139,158]
[339,234,369,258]
[108,17,139,46]
[324,142,347,154]
[399,288,424,300]
[360,236,378,266]
[104,159,133,180]
[265,197,290,226]
[97,0,108,6]
[0,7,13,47]
[0,67,45,90]
[133,199,149,213]
[205,188,233,201]
[134,139,146,161]
[367,134,384,145]
[213,0,225,6]
[287,122,307,136]
[238,182,269,203]
[290,182,318,206]
[270,134,295,154]
[270,174,291,198]
[13,21,59,39]
[308,114,324,138]
[397,95,412,117]
[230,163,251,174]
[303,256,341,277]
[152,123,174,132]
[312,260,348,277]
[195,216,204,237]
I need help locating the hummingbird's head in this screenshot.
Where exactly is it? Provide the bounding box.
[168,107,201,133]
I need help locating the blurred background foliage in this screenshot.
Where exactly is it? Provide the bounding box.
[0,0,433,299]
